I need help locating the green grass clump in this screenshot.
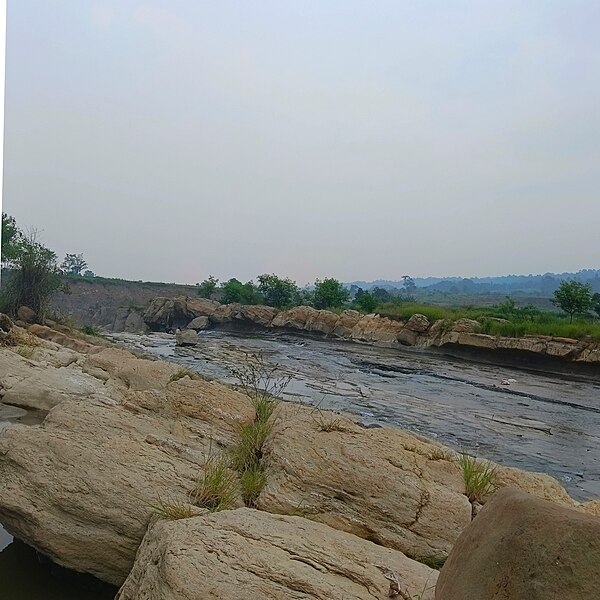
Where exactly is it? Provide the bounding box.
[15,345,35,359]
[458,452,497,503]
[230,420,273,473]
[193,451,237,512]
[149,496,195,521]
[80,325,101,336]
[239,465,267,507]
[169,367,199,382]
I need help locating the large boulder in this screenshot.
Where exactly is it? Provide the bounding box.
[209,304,278,328]
[0,377,254,585]
[435,487,600,600]
[175,329,198,346]
[0,348,112,411]
[332,309,362,337]
[117,509,438,600]
[111,307,148,333]
[272,306,320,331]
[143,297,218,331]
[350,314,404,345]
[186,316,209,330]
[258,405,472,563]
[29,324,99,354]
[17,306,37,324]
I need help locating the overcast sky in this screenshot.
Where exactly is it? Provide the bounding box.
[3,1,599,285]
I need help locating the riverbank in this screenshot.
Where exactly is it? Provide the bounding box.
[0,317,598,598]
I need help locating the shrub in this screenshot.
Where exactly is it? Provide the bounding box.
[80,325,101,336]
[169,368,199,382]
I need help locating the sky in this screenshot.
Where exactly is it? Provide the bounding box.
[3,1,600,285]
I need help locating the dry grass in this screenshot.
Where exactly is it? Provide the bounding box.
[313,411,347,432]
[149,496,196,521]
[14,345,35,359]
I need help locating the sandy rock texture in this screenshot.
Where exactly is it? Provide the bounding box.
[435,487,600,600]
[117,509,438,600]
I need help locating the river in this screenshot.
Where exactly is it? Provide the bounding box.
[0,328,598,598]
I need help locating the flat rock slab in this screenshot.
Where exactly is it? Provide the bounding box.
[117,508,438,600]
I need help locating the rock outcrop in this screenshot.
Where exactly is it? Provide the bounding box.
[143,297,218,331]
[117,509,438,600]
[435,487,600,600]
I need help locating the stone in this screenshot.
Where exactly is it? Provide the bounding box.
[117,509,438,600]
[28,324,100,354]
[175,329,198,346]
[186,316,209,330]
[434,487,600,600]
[405,313,431,333]
[143,296,218,331]
[449,319,480,334]
[271,306,319,331]
[17,306,36,323]
[350,314,404,344]
[0,312,14,332]
[0,376,253,585]
[258,404,472,562]
[332,310,362,337]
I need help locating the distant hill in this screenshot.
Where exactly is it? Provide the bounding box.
[349,269,600,297]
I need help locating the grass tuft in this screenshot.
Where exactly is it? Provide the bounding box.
[239,465,268,507]
[149,496,196,521]
[169,367,199,382]
[80,325,102,336]
[15,345,35,359]
[193,450,238,512]
[313,410,347,432]
[458,452,497,503]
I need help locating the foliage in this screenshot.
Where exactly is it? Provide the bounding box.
[1,213,24,264]
[149,496,195,521]
[594,293,600,319]
[313,277,350,309]
[458,452,497,503]
[221,278,262,305]
[61,253,88,275]
[83,270,95,278]
[257,273,300,308]
[239,464,267,507]
[354,288,377,313]
[193,448,238,512]
[0,229,69,317]
[80,325,101,336]
[552,280,594,323]
[197,275,219,299]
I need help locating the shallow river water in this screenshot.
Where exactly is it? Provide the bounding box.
[0,328,598,598]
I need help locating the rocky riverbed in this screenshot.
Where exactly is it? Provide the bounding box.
[110,329,600,501]
[0,318,598,599]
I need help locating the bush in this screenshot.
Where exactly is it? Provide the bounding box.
[313,278,349,309]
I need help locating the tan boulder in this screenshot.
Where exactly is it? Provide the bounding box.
[272,306,320,331]
[449,319,480,334]
[17,306,37,323]
[143,296,217,330]
[405,313,431,333]
[82,348,180,391]
[186,315,209,330]
[0,348,112,411]
[175,329,198,346]
[351,314,404,344]
[117,509,438,600]
[306,309,340,335]
[0,377,253,585]
[29,324,99,354]
[332,309,362,337]
[434,487,600,600]
[258,405,472,563]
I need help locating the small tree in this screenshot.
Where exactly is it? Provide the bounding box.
[313,278,349,309]
[552,280,593,323]
[1,213,24,264]
[0,230,68,316]
[221,278,262,305]
[198,275,219,299]
[355,290,377,313]
[83,270,95,278]
[257,274,299,308]
[61,253,88,275]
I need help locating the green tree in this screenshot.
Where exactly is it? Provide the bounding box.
[313,278,349,309]
[257,274,299,308]
[61,253,88,275]
[0,230,68,316]
[593,293,600,319]
[197,275,219,299]
[355,290,377,313]
[551,280,593,323]
[1,213,24,264]
[221,279,262,305]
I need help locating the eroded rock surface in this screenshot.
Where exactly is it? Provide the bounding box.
[117,509,438,600]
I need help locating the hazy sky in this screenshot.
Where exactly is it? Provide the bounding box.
[3,1,599,285]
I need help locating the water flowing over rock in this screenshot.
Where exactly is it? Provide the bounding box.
[435,487,600,600]
[116,509,438,600]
